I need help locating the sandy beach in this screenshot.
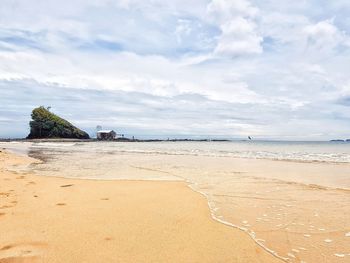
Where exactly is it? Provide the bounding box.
[0,150,282,263]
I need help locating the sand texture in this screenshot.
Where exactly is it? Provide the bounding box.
[0,151,281,263]
[26,144,350,262]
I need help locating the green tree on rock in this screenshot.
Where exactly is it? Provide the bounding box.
[27,106,90,139]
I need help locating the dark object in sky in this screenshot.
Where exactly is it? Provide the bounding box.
[27,106,90,139]
[248,136,252,140]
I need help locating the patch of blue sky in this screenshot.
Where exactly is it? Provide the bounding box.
[0,29,48,51]
[337,97,350,107]
[78,39,123,52]
[261,36,279,53]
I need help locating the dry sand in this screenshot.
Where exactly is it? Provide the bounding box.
[0,150,281,263]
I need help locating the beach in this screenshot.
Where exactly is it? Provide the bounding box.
[0,149,280,263]
[1,141,350,262]
[2,0,350,262]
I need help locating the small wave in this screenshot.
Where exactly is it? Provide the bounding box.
[187,183,290,262]
[32,143,77,148]
[21,140,350,164]
[97,148,350,164]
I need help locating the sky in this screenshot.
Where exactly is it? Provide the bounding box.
[1,0,350,140]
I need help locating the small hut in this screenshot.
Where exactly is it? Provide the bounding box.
[96,130,117,140]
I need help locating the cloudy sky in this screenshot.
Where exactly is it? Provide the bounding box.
[1,0,350,139]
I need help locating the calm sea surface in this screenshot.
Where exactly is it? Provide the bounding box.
[4,140,350,163]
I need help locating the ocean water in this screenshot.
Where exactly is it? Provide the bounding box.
[2,140,350,262]
[4,140,350,163]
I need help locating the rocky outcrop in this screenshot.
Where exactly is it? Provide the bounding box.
[27,106,89,139]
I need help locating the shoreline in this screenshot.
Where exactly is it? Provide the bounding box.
[0,138,231,143]
[2,138,350,142]
[0,150,282,262]
[186,183,290,262]
[3,140,350,168]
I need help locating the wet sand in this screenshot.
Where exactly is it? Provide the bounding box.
[26,148,350,262]
[0,150,281,263]
[129,155,350,263]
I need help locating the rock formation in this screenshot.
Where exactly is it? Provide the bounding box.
[27,106,90,139]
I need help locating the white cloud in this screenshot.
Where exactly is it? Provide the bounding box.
[207,0,262,57]
[303,19,349,52]
[175,19,193,43]
[207,0,258,23]
[214,17,262,56]
[0,47,262,104]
